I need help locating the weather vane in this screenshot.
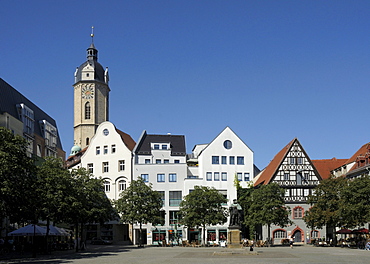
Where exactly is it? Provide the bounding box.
[91,26,94,43]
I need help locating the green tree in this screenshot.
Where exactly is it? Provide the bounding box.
[68,168,117,251]
[115,178,164,247]
[0,127,37,223]
[340,175,370,227]
[36,157,73,224]
[303,177,347,229]
[179,186,228,246]
[244,183,292,241]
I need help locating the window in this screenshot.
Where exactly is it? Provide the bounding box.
[154,144,160,150]
[118,179,126,191]
[290,157,295,164]
[169,173,177,182]
[174,160,180,164]
[85,102,91,119]
[104,181,110,192]
[212,156,219,164]
[244,172,250,181]
[169,191,182,206]
[87,163,93,173]
[157,173,165,182]
[221,156,227,164]
[162,145,167,150]
[86,137,89,146]
[141,174,149,182]
[104,145,108,154]
[206,172,212,181]
[274,230,286,239]
[293,207,303,219]
[164,159,169,164]
[229,156,235,165]
[169,211,180,225]
[119,160,125,171]
[221,172,227,181]
[145,159,150,164]
[224,140,232,149]
[96,146,100,155]
[214,172,220,181]
[112,145,116,153]
[237,173,242,181]
[103,162,109,173]
[284,173,290,181]
[297,157,303,164]
[237,156,244,165]
[311,230,319,238]
[156,159,161,164]
[157,191,165,206]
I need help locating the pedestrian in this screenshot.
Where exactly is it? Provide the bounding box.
[289,236,294,249]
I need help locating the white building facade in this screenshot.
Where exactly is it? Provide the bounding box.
[80,121,136,243]
[185,126,255,244]
[132,127,256,245]
[133,131,188,245]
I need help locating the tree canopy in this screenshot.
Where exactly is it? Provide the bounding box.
[0,127,37,222]
[179,185,228,245]
[304,176,370,229]
[242,183,292,239]
[115,178,164,246]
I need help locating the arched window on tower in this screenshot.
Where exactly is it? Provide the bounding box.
[85,102,91,119]
[86,137,89,146]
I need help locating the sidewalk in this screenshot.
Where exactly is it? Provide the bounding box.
[1,244,369,264]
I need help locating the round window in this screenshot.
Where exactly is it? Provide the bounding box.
[223,140,232,149]
[103,128,109,136]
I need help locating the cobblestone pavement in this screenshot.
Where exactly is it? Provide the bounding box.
[0,244,369,264]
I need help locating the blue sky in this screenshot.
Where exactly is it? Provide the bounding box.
[1,0,369,169]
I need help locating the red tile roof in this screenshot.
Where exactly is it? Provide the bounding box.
[346,142,370,164]
[311,158,347,180]
[346,142,370,173]
[116,129,136,151]
[254,138,296,186]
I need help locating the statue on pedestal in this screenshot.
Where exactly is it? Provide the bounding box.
[229,199,242,228]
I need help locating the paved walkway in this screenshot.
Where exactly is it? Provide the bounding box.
[0,244,369,264]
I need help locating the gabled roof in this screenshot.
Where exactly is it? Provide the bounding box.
[116,128,136,151]
[346,142,370,165]
[0,78,63,150]
[312,158,347,180]
[134,130,186,156]
[345,142,370,174]
[254,139,296,186]
[195,126,253,157]
[254,138,321,186]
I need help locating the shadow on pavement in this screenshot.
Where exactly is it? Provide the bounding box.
[0,244,136,264]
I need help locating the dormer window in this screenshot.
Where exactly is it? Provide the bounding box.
[162,144,168,150]
[154,144,160,150]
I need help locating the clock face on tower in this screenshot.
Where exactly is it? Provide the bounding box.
[81,85,94,99]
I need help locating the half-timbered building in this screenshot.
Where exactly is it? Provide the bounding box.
[254,138,325,244]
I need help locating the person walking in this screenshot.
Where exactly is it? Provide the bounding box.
[289,236,294,249]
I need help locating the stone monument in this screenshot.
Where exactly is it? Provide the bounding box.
[227,199,242,248]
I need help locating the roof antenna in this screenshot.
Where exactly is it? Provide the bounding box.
[91,26,94,43]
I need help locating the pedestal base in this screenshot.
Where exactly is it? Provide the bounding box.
[227,229,241,248]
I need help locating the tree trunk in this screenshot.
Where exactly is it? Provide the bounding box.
[139,223,143,247]
[202,225,206,246]
[46,218,50,253]
[75,222,79,252]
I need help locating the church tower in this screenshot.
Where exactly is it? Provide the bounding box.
[72,28,110,151]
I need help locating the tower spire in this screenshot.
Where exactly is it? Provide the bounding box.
[91,26,94,44]
[87,26,97,61]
